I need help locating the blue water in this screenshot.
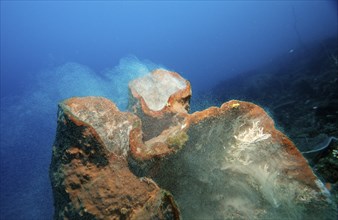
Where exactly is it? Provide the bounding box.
[1,1,337,219]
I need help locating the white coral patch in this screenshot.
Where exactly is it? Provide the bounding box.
[130,70,186,111]
[234,120,271,145]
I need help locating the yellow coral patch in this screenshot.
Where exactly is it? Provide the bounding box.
[231,103,240,108]
[166,131,189,149]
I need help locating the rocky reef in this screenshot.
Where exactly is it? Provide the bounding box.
[50,69,337,219]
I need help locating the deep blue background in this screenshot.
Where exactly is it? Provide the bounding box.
[1,1,337,219]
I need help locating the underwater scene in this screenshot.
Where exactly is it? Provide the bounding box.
[1,1,337,219]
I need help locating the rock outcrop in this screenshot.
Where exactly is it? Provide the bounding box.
[128,69,191,141]
[50,97,180,219]
[50,69,337,219]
